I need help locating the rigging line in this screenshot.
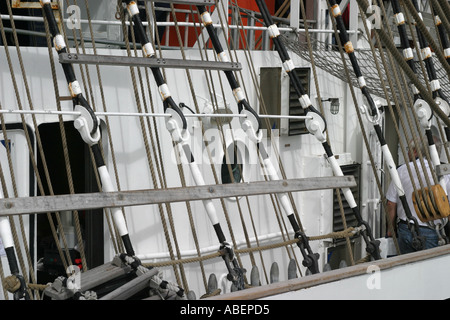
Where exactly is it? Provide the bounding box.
[401,0,450,82]
[409,0,449,103]
[64,0,94,109]
[428,1,450,163]
[123,0,246,292]
[379,0,440,185]
[437,0,450,33]
[64,0,100,267]
[5,2,84,281]
[151,2,209,292]
[333,1,395,255]
[197,5,285,271]
[213,0,295,268]
[392,2,441,188]
[401,0,449,229]
[228,0,303,273]
[119,2,184,288]
[430,0,450,65]
[298,0,355,267]
[219,0,314,273]
[133,6,192,290]
[41,9,91,271]
[328,0,427,251]
[361,1,426,254]
[393,1,447,224]
[170,3,256,284]
[197,3,322,275]
[371,1,434,203]
[223,0,300,255]
[84,0,123,255]
[254,0,381,263]
[0,60,36,301]
[330,0,401,257]
[0,12,57,300]
[406,1,450,157]
[41,0,136,259]
[144,2,172,195]
[191,3,271,284]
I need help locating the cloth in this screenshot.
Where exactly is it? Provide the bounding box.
[386,159,450,227]
[397,222,439,253]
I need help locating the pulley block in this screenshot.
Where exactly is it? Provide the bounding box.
[412,184,450,222]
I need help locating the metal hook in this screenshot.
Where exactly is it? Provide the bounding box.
[360,103,382,124]
[240,109,263,143]
[74,105,101,146]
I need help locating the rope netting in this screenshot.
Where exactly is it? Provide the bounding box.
[281,33,450,103]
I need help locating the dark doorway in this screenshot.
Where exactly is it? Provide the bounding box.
[36,121,104,283]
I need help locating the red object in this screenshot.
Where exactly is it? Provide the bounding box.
[75,258,82,269]
[343,4,349,29]
[161,1,276,48]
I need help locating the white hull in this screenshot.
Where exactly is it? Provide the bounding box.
[1,0,449,300]
[209,244,450,300]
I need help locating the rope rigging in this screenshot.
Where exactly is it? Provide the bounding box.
[254,0,381,261]
[38,0,186,300]
[196,3,327,274]
[328,0,432,251]
[2,0,450,300]
[390,0,450,233]
[122,0,249,291]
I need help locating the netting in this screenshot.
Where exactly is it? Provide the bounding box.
[281,33,450,104]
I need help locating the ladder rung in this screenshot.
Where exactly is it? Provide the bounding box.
[59,53,242,71]
[0,177,356,216]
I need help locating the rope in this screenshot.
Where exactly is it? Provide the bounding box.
[143,227,358,268]
[6,0,447,299]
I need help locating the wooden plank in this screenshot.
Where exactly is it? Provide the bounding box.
[99,268,159,300]
[0,177,356,216]
[80,261,132,291]
[59,53,242,71]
